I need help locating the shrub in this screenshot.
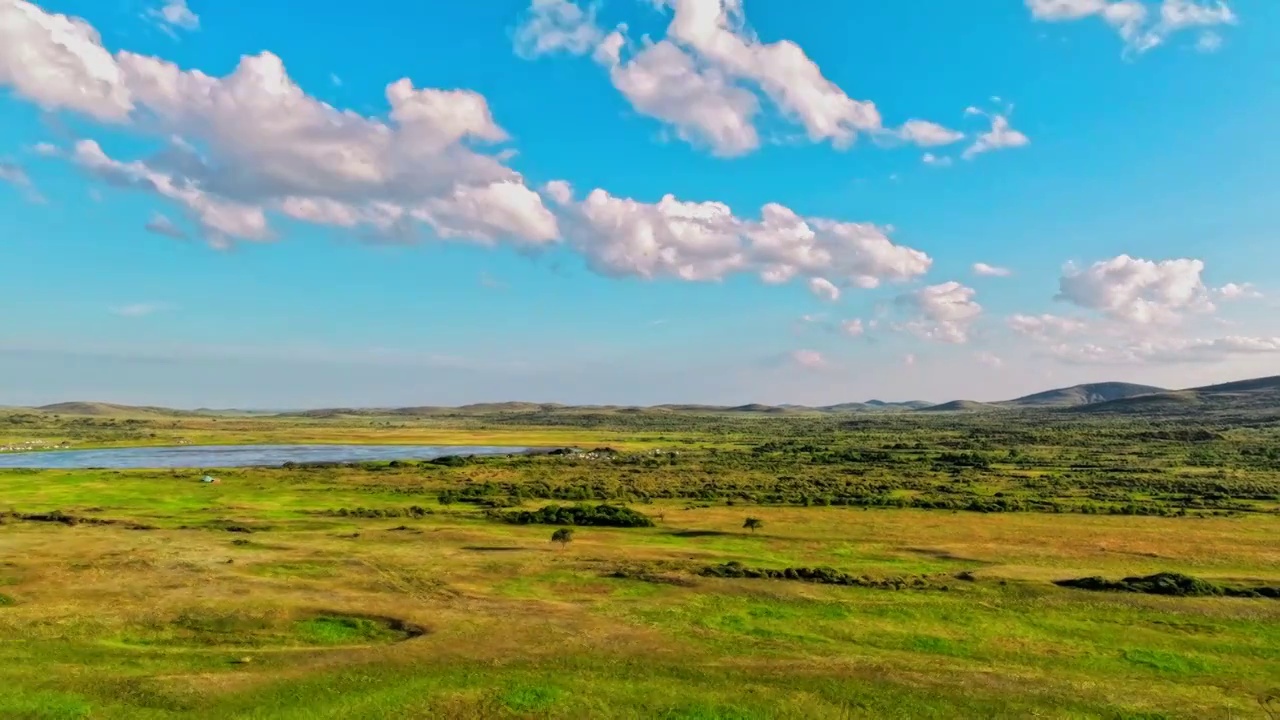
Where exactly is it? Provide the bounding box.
[499,504,654,528]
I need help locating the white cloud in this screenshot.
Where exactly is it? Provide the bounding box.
[111,302,167,317]
[897,120,965,147]
[973,262,1013,277]
[896,281,982,344]
[1215,282,1262,300]
[513,0,957,155]
[975,351,1004,368]
[0,0,134,121]
[0,1,559,249]
[30,142,59,157]
[1051,335,1280,365]
[0,159,44,203]
[541,179,574,205]
[143,212,189,239]
[513,0,604,58]
[808,277,840,302]
[791,349,827,369]
[0,160,30,188]
[1007,313,1089,340]
[1027,0,1237,55]
[73,139,271,244]
[601,38,761,156]
[148,0,199,37]
[922,152,952,167]
[962,112,1030,160]
[1195,30,1223,52]
[558,190,931,289]
[1056,254,1218,324]
[842,318,865,337]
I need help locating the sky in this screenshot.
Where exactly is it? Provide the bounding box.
[2,0,1279,408]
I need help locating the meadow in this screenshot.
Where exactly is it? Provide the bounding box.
[1,407,1278,718]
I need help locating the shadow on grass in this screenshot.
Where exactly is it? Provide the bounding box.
[666,530,733,539]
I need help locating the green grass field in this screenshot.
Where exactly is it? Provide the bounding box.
[2,410,1279,718]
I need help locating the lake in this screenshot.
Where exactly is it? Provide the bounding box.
[0,444,533,469]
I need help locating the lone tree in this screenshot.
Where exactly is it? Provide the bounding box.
[743,517,763,533]
[551,528,574,548]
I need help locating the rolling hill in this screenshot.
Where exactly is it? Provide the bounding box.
[999,382,1166,408]
[917,400,999,412]
[17,375,1278,418]
[1073,375,1280,418]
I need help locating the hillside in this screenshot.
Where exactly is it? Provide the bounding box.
[17,375,1278,418]
[1000,382,1166,408]
[34,402,192,417]
[1076,375,1280,419]
[917,400,998,412]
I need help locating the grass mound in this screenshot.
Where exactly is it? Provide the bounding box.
[496,503,655,527]
[294,615,425,645]
[1055,572,1280,599]
[119,612,424,650]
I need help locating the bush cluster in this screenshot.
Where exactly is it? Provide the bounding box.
[1054,572,1280,599]
[495,504,654,527]
[700,561,941,590]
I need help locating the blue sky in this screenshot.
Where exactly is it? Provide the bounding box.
[2,0,1278,408]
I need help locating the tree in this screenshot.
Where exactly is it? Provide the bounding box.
[743,517,763,533]
[551,528,574,548]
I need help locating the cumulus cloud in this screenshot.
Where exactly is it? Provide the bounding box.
[513,0,603,58]
[808,277,840,302]
[962,110,1030,160]
[143,212,189,239]
[896,120,965,147]
[922,152,952,167]
[513,0,955,155]
[1027,0,1237,55]
[973,262,1012,277]
[974,351,1004,368]
[842,318,865,337]
[0,0,558,248]
[1051,335,1280,365]
[896,281,982,344]
[601,38,761,156]
[1055,254,1221,324]
[1215,282,1262,300]
[790,349,827,369]
[1195,30,1224,52]
[1007,313,1089,340]
[557,190,931,289]
[147,0,199,37]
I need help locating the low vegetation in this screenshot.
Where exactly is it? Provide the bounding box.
[494,503,655,527]
[1,397,1279,718]
[1055,572,1280,599]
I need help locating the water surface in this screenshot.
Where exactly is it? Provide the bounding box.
[0,444,531,469]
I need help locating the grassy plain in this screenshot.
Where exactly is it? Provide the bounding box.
[1,408,1279,718]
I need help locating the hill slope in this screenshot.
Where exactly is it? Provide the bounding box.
[1075,375,1280,418]
[35,402,189,417]
[1000,382,1165,408]
[917,400,999,412]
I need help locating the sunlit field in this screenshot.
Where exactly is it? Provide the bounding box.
[2,409,1278,718]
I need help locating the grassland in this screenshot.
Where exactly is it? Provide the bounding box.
[1,408,1278,718]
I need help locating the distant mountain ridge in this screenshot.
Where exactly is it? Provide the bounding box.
[14,375,1279,418]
